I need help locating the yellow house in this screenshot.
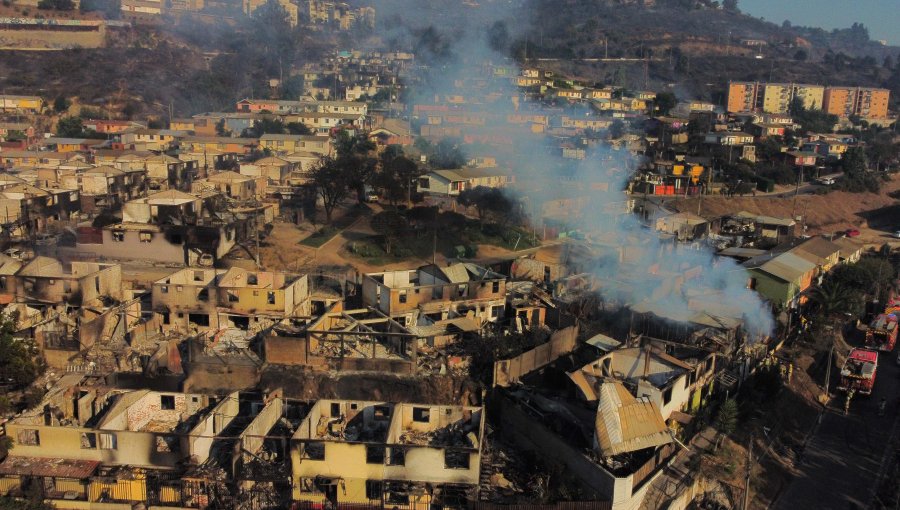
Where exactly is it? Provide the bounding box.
[0,95,42,112]
[259,134,332,156]
[169,118,196,131]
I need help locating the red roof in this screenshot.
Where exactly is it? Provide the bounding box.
[0,457,100,479]
[849,348,878,363]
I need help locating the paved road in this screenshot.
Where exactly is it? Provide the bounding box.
[775,348,900,510]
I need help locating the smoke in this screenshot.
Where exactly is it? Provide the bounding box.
[369,0,774,338]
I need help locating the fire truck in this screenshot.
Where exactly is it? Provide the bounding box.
[837,348,878,395]
[865,313,898,352]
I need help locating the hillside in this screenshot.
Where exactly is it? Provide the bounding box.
[673,176,900,245]
[514,0,900,104]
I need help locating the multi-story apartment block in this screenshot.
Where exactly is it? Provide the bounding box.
[823,86,890,119]
[727,82,823,114]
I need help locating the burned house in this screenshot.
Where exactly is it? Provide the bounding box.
[0,381,224,506]
[65,190,240,266]
[362,263,507,329]
[143,154,194,192]
[0,183,80,243]
[6,257,122,307]
[58,165,149,216]
[151,266,311,333]
[568,343,717,423]
[496,381,676,510]
[291,400,485,507]
[264,306,418,374]
[511,241,594,285]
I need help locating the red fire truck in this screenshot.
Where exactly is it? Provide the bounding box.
[838,348,878,395]
[865,313,898,352]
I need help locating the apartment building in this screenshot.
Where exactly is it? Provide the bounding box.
[291,400,484,506]
[823,86,890,119]
[727,81,823,114]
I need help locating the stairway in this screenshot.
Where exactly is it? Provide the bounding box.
[478,444,494,501]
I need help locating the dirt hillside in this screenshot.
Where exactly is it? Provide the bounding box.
[674,175,900,244]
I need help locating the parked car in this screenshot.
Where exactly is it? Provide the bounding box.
[846,228,861,237]
[893,230,900,239]
[816,177,835,185]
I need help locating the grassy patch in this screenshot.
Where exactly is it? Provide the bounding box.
[346,221,541,263]
[300,205,367,248]
[300,226,340,248]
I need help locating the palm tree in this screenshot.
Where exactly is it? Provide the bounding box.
[808,280,855,325]
[807,281,856,398]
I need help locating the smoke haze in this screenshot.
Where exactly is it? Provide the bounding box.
[374,0,775,336]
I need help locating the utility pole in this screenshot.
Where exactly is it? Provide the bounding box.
[743,434,753,510]
[432,229,437,265]
[255,205,261,269]
[823,334,834,399]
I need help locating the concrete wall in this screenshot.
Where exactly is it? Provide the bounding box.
[0,26,105,50]
[241,397,283,458]
[189,391,239,463]
[493,326,578,387]
[6,422,183,468]
[494,392,629,505]
[71,229,188,265]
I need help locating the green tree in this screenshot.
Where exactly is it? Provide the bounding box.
[457,186,521,228]
[810,280,859,328]
[722,0,738,11]
[608,119,626,140]
[715,399,738,436]
[867,131,899,171]
[793,49,808,61]
[654,91,677,116]
[242,118,286,137]
[429,138,467,169]
[37,0,74,10]
[335,131,375,158]
[0,316,44,388]
[789,98,838,134]
[56,116,85,138]
[215,119,230,137]
[309,156,362,223]
[53,95,70,113]
[371,210,408,255]
[375,152,423,206]
[838,146,880,193]
[286,121,312,135]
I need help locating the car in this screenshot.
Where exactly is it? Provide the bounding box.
[893,230,900,239]
[816,177,835,185]
[846,228,861,237]
[365,192,380,203]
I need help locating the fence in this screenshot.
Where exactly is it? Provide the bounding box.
[493,326,578,386]
[630,443,678,493]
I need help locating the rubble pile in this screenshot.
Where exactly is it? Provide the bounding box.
[400,424,474,448]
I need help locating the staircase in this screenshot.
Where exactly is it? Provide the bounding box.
[478,443,494,501]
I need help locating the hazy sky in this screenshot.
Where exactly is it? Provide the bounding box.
[740,0,900,46]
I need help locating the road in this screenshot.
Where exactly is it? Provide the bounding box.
[774,346,900,510]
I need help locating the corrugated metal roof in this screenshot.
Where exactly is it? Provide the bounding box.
[595,381,672,457]
[750,252,816,283]
[787,237,841,263]
[440,263,472,284]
